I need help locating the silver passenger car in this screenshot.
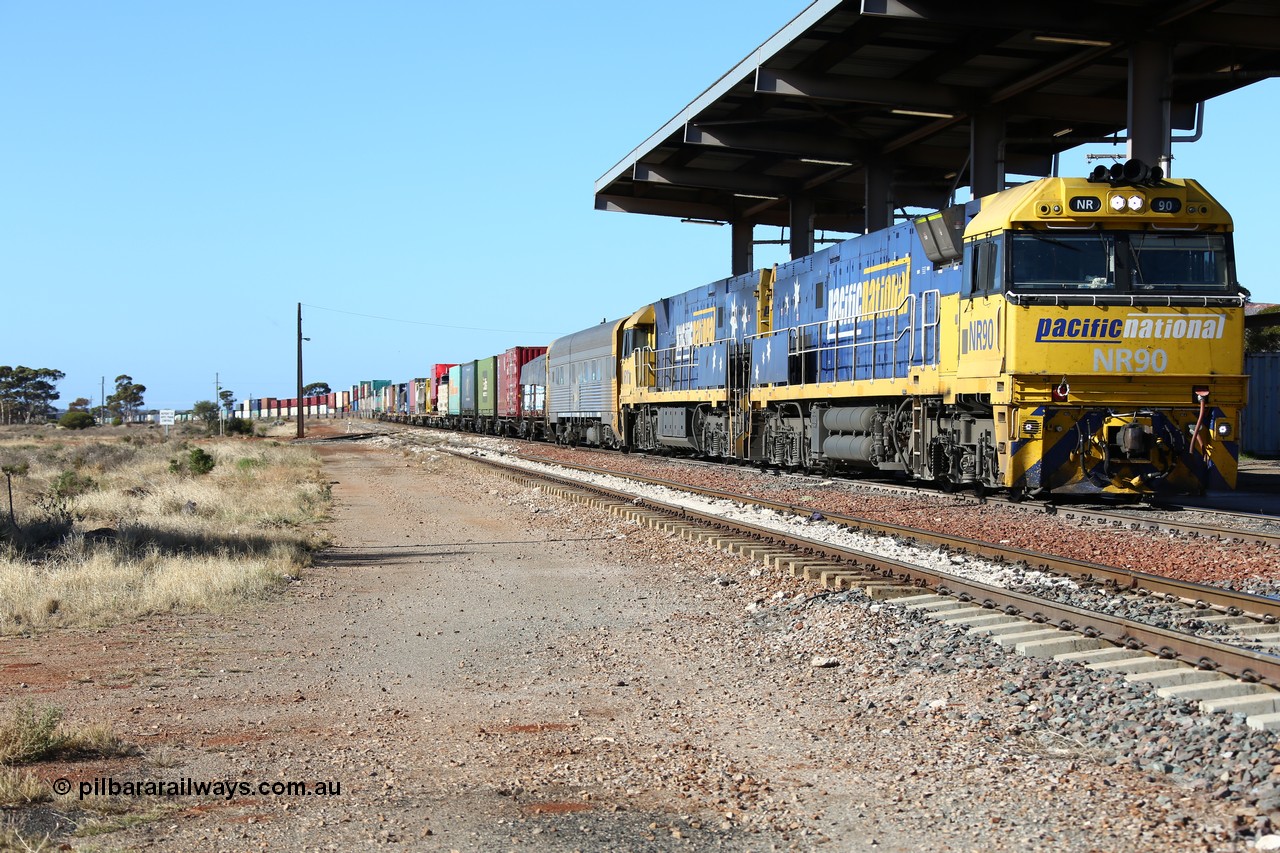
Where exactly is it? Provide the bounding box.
[546,318,624,447]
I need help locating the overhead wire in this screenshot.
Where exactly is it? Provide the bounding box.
[301,302,565,337]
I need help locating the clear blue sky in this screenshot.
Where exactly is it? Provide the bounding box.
[3,2,1277,411]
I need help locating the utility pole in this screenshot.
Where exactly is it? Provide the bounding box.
[216,373,224,436]
[100,376,105,425]
[296,302,304,439]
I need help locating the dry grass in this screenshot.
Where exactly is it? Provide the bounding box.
[0,431,328,632]
[0,822,53,852]
[0,703,62,765]
[0,701,137,814]
[0,702,135,767]
[0,767,48,806]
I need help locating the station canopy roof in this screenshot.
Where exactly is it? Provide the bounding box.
[594,0,1280,234]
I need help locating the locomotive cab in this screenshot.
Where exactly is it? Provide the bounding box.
[962,164,1248,498]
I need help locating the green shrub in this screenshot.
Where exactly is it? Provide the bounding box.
[57,411,95,430]
[51,471,96,498]
[110,416,123,426]
[225,417,254,436]
[168,447,216,477]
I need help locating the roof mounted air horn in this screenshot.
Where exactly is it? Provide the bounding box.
[1087,158,1165,187]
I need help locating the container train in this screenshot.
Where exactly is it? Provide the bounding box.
[254,163,1250,500]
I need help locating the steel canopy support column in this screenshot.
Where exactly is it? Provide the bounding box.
[1129,40,1173,174]
[732,221,754,275]
[970,109,1005,198]
[789,196,814,260]
[864,160,892,233]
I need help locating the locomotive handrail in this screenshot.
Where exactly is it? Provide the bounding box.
[633,346,658,387]
[649,343,703,391]
[1008,292,1245,307]
[783,289,939,385]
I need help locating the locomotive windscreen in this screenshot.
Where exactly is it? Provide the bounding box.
[1010,232,1234,293]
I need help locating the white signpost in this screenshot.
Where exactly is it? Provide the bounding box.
[159,409,176,436]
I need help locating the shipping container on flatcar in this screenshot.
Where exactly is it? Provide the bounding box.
[497,346,548,419]
[476,357,498,428]
[429,364,455,415]
[447,365,462,416]
[520,353,548,439]
[459,361,478,419]
[411,379,428,415]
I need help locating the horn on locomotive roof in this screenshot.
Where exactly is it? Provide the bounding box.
[1087,159,1165,187]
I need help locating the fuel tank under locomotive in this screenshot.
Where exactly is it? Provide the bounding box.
[795,398,999,487]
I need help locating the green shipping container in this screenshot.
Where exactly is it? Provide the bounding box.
[476,356,497,418]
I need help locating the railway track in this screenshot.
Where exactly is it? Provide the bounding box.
[554,444,1280,549]
[510,448,1279,606]
[429,446,1280,731]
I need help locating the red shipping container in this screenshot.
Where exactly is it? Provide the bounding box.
[429,363,456,413]
[497,346,547,418]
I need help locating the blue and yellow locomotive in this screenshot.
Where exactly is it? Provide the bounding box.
[616,162,1247,498]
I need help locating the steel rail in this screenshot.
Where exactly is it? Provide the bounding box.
[512,451,1280,623]
[1048,504,1280,549]
[573,445,1280,549]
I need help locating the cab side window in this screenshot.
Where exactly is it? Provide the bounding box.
[964,238,1004,297]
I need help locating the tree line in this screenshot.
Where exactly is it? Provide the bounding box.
[1,368,333,430]
[0,368,148,426]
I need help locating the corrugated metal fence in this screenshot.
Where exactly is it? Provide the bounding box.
[1244,353,1280,457]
